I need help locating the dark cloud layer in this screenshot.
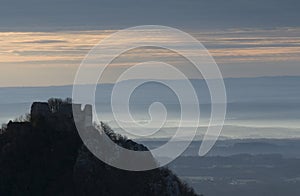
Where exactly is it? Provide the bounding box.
[0,0,300,31]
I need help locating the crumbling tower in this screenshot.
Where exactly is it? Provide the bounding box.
[30,102,92,128]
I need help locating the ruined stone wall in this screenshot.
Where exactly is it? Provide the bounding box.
[84,105,92,127]
[31,102,51,121]
[30,102,92,128]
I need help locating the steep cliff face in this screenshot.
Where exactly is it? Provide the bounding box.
[0,102,197,196]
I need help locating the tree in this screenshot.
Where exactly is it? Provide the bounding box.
[48,98,63,113]
[64,97,72,104]
[0,123,7,134]
[48,98,73,113]
[13,113,31,122]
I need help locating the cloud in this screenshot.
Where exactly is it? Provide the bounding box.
[19,40,68,44]
[1,0,300,31]
[1,27,300,86]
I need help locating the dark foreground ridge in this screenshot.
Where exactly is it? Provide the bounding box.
[0,100,198,196]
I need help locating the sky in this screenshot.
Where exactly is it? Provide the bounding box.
[0,0,300,87]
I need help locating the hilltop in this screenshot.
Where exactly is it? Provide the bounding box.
[0,99,197,196]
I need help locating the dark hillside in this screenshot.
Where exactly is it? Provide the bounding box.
[0,100,197,196]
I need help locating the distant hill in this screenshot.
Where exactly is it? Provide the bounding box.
[1,76,300,139]
[1,76,300,105]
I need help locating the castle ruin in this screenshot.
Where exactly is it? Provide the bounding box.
[30,102,93,128]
